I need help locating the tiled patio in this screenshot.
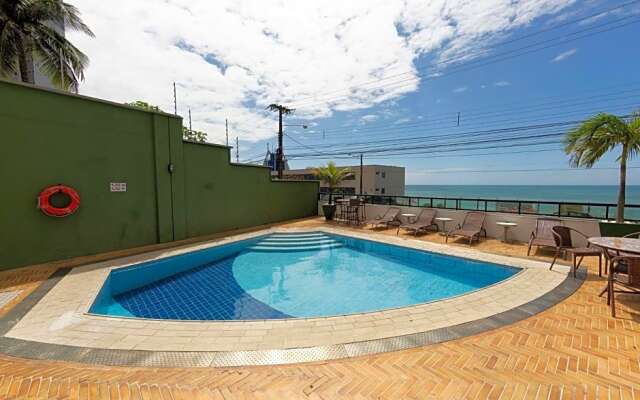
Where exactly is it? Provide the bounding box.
[0,217,639,399]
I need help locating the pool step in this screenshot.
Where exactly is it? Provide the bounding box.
[263,235,332,242]
[268,232,327,239]
[249,243,343,252]
[257,238,338,247]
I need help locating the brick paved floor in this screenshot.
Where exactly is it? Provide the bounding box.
[0,217,638,399]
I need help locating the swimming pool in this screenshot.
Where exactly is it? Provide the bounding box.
[90,232,519,321]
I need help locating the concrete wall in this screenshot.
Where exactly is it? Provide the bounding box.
[0,80,318,270]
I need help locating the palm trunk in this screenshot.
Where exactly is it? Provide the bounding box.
[328,187,333,205]
[16,33,35,84]
[616,146,627,223]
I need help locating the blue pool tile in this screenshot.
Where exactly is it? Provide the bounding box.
[114,256,291,320]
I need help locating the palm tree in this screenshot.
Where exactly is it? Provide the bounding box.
[0,0,94,90]
[313,161,352,205]
[564,113,640,222]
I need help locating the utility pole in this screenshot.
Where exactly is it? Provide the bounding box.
[173,82,177,115]
[188,108,192,132]
[267,104,294,179]
[225,119,229,147]
[236,137,239,163]
[359,153,364,195]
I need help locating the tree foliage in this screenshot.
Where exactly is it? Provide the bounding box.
[126,100,208,143]
[564,112,640,222]
[313,161,352,204]
[0,0,94,90]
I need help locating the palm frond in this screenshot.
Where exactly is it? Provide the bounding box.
[0,20,20,77]
[313,161,351,187]
[32,22,89,88]
[564,113,628,167]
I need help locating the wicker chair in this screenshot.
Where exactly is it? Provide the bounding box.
[549,226,602,277]
[603,231,640,274]
[607,255,640,317]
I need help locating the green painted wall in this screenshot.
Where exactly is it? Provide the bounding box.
[183,142,318,236]
[0,80,318,270]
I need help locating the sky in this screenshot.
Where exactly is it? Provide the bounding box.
[68,0,640,186]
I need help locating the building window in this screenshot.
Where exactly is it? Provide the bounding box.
[375,171,380,175]
[381,172,386,178]
[375,188,379,192]
[381,188,385,194]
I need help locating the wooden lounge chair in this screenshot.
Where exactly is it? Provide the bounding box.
[397,209,438,236]
[549,226,602,277]
[365,207,401,229]
[527,217,561,256]
[445,212,486,245]
[607,255,640,317]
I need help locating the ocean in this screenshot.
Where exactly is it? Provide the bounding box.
[405,185,640,204]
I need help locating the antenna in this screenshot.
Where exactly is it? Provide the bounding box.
[173,82,177,115]
[226,119,229,146]
[188,108,192,131]
[236,137,239,163]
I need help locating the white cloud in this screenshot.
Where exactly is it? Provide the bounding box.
[359,114,379,124]
[68,0,576,143]
[453,86,468,93]
[494,80,511,87]
[551,48,577,62]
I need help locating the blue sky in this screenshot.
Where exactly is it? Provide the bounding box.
[268,3,640,185]
[71,0,640,186]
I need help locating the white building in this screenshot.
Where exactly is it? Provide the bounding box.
[280,164,405,196]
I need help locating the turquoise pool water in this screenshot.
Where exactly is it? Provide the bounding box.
[90,232,519,320]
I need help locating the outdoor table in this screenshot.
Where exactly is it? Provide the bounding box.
[435,217,453,236]
[401,213,417,224]
[496,221,518,243]
[588,237,640,255]
[588,237,640,296]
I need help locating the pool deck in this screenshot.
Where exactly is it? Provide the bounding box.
[0,217,639,398]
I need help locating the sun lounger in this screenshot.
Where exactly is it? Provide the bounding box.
[445,212,486,245]
[397,209,438,236]
[527,217,561,256]
[365,207,401,229]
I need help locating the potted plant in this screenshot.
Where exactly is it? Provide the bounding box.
[564,112,640,236]
[313,161,352,220]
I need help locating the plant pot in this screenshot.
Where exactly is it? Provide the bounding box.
[322,204,337,221]
[598,221,640,237]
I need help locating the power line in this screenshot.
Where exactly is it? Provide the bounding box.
[311,87,640,137]
[416,166,640,174]
[286,116,632,158]
[285,102,640,151]
[289,146,563,161]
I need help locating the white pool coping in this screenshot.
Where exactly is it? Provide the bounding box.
[4,227,570,352]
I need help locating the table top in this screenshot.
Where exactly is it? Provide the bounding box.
[401,213,417,217]
[496,221,518,227]
[588,237,640,254]
[435,217,453,221]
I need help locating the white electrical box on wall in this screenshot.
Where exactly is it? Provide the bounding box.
[110,182,127,192]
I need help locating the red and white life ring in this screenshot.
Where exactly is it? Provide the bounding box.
[37,185,81,217]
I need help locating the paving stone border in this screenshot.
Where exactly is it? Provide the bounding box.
[0,264,584,367]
